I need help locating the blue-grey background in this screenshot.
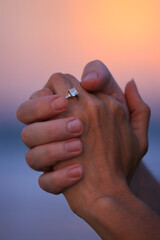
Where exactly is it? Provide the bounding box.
[0,96,160,240]
[0,118,101,240]
[1,1,160,239]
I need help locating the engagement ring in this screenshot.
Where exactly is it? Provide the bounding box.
[66,87,79,99]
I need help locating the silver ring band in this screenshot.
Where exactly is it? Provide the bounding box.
[65,87,79,99]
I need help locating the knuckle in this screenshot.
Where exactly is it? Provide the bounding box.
[38,174,61,195]
[25,150,32,166]
[142,139,149,156]
[49,72,65,83]
[25,150,30,161]
[85,96,107,127]
[45,72,66,91]
[21,127,28,144]
[64,73,75,80]
[50,177,63,194]
[143,103,151,117]
[38,175,47,191]
[53,186,62,195]
[115,103,126,121]
[144,140,149,154]
[16,106,22,121]
[42,88,52,96]
[104,95,114,109]
[69,203,79,215]
[86,97,98,114]
[30,88,52,99]
[107,98,126,121]
[85,95,106,118]
[17,103,27,123]
[26,151,38,169]
[87,96,103,112]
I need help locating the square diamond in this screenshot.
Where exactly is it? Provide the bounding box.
[68,87,79,97]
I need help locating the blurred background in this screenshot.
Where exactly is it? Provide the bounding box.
[0,0,160,239]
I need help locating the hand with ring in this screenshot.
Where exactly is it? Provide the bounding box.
[17,60,149,193]
[17,60,153,239]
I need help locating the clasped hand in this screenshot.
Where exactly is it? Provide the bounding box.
[17,60,150,229]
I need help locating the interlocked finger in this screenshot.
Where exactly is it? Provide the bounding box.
[21,117,83,148]
[26,139,83,172]
[17,95,68,124]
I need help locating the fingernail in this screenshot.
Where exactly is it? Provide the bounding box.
[68,166,82,178]
[67,119,83,133]
[51,96,67,111]
[83,72,98,81]
[64,139,82,152]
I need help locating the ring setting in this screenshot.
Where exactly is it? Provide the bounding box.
[66,87,79,99]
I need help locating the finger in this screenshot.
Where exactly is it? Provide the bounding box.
[125,79,151,156]
[81,60,125,105]
[29,88,53,100]
[25,139,83,171]
[43,72,90,115]
[21,117,83,148]
[44,72,86,105]
[38,164,84,194]
[17,95,68,124]
[44,72,72,96]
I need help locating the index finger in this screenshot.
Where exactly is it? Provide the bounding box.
[29,88,53,100]
[16,95,68,124]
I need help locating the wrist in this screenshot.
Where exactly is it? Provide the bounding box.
[85,181,133,240]
[91,180,131,216]
[86,181,160,240]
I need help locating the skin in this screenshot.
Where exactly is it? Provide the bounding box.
[17,61,150,192]
[130,162,160,216]
[17,60,160,240]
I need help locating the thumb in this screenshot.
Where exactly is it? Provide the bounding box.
[81,60,124,104]
[125,80,151,156]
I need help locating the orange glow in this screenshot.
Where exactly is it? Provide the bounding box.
[1,0,160,107]
[69,0,160,64]
[67,0,160,98]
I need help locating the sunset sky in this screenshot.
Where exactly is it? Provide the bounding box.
[1,0,160,119]
[1,1,160,239]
